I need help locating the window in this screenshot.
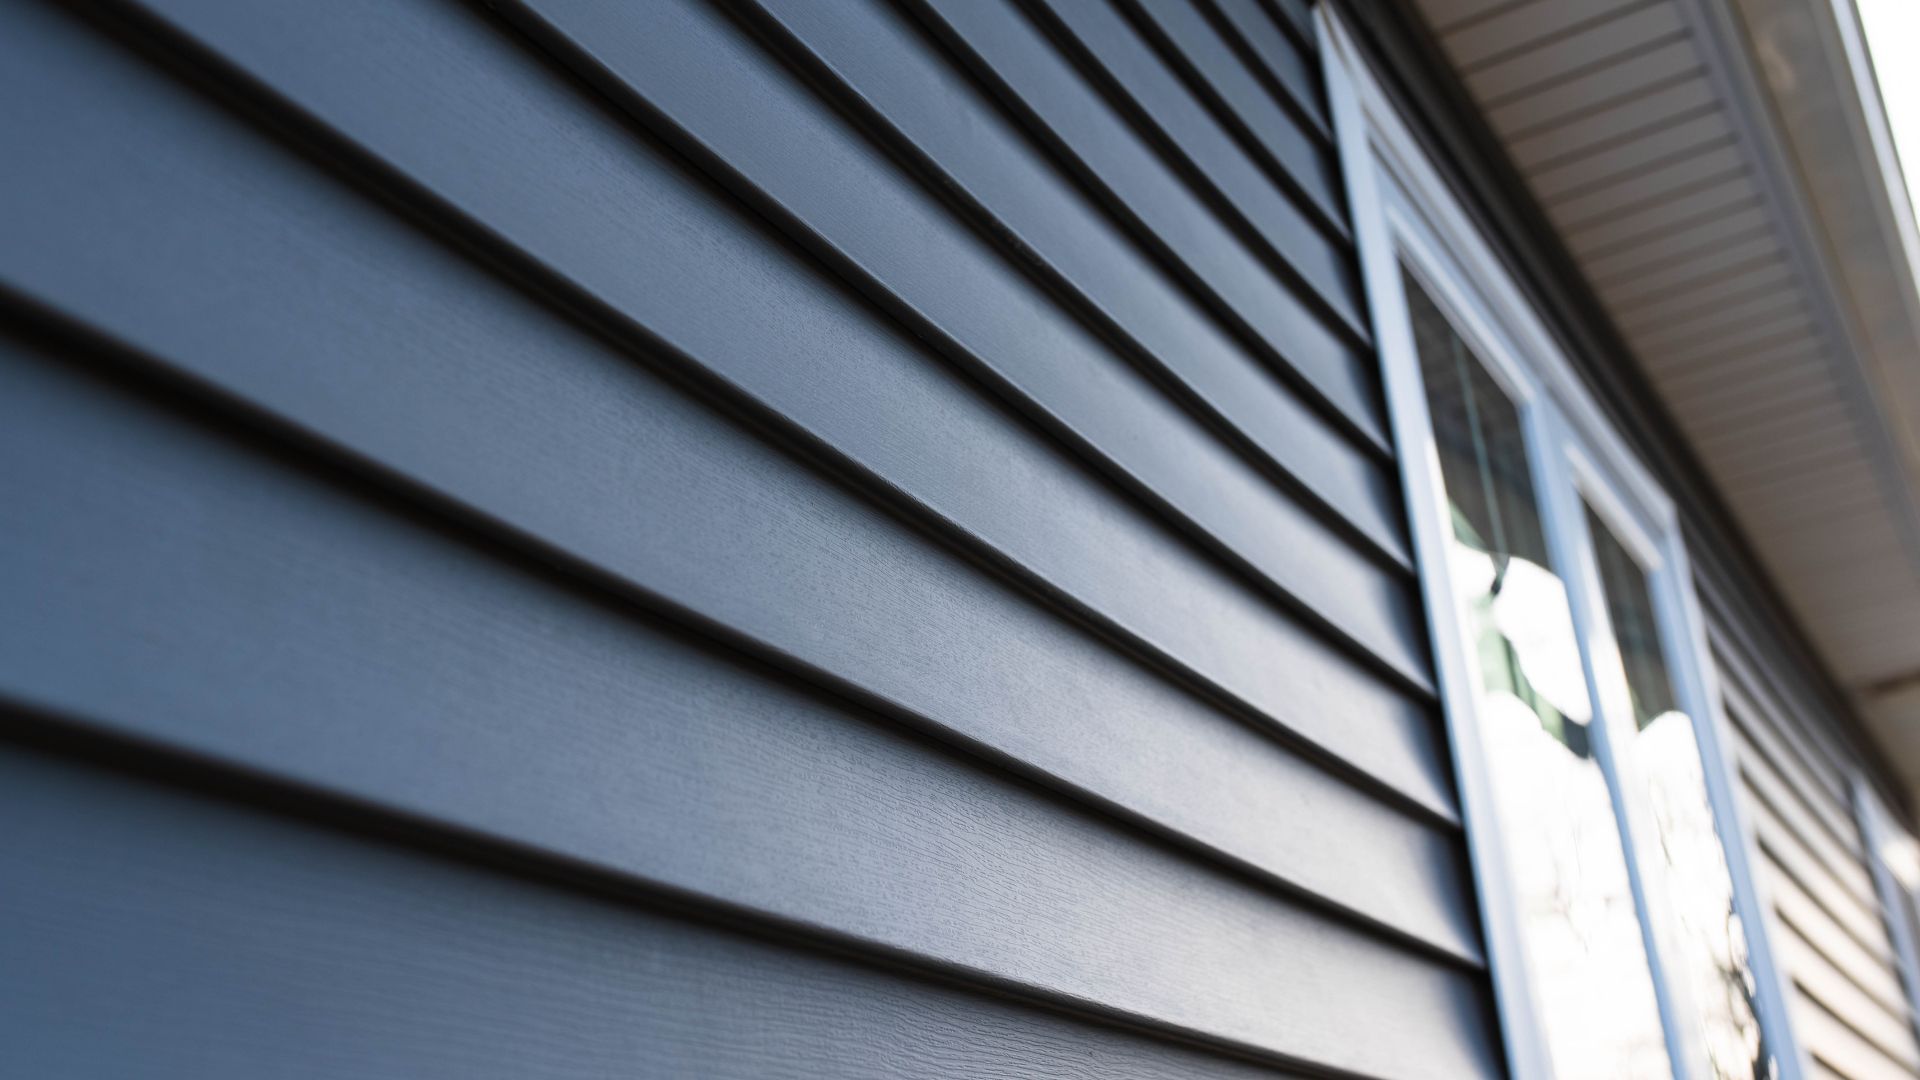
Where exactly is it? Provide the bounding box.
[1404,272,1674,1079]
[1319,9,1800,1079]
[1584,505,1769,1079]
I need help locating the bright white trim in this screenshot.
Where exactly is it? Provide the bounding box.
[1564,446,1664,573]
[1317,11,1552,1077]
[1571,443,1808,1080]
[1327,16,1676,539]
[1318,6,1808,1077]
[1534,404,1710,1079]
[1662,533,1812,1080]
[1830,0,1920,321]
[1390,206,1537,408]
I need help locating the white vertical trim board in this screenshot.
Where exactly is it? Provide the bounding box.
[1318,10,1554,1077]
[1317,6,1809,1077]
[1534,402,1710,1080]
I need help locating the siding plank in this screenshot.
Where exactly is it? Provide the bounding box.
[0,0,1512,1073]
[134,0,1428,680]
[0,333,1497,1079]
[1712,558,1920,1078]
[0,43,1486,949]
[1202,0,1325,131]
[1110,0,1339,217]
[2,0,1464,830]
[1262,0,1315,50]
[1014,0,1367,340]
[1767,862,1916,1019]
[1775,926,1920,1071]
[1727,695,1867,861]
[1795,998,1920,1080]
[1705,600,1860,793]
[729,0,1401,557]
[906,0,1391,445]
[1750,796,1893,955]
[1738,752,1878,910]
[0,744,1349,1080]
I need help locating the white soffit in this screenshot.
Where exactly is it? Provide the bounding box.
[1408,0,1920,788]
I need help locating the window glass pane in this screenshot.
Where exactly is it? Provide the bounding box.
[1587,506,1771,1079]
[1405,271,1674,1080]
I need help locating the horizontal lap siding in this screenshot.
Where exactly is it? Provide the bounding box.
[1343,1,1920,1073]
[0,0,1502,1076]
[1702,576,1920,1079]
[0,333,1481,1070]
[2,744,1321,1080]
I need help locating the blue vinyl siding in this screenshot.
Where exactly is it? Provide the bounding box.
[0,0,1502,1076]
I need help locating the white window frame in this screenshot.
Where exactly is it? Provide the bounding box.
[1316,7,1806,1078]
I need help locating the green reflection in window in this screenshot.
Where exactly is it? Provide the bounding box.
[1408,274,1589,754]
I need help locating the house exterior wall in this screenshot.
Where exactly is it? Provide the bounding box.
[1702,569,1920,1079]
[0,1,1508,1078]
[4,1,1910,1076]
[1350,3,1920,1078]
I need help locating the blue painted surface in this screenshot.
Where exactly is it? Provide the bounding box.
[0,0,1507,1076]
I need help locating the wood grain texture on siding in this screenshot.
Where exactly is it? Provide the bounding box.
[1109,0,1343,228]
[541,0,1401,566]
[0,0,1506,1074]
[0,333,1497,1078]
[115,0,1432,691]
[1202,0,1326,133]
[0,744,1333,1080]
[741,0,1399,559]
[0,0,1475,932]
[905,0,1391,446]
[1011,0,1366,341]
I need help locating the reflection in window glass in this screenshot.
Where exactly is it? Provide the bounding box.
[1405,272,1673,1080]
[1588,507,1771,1079]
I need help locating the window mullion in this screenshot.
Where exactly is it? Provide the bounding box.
[1530,402,1710,1080]
[1656,541,1811,1080]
